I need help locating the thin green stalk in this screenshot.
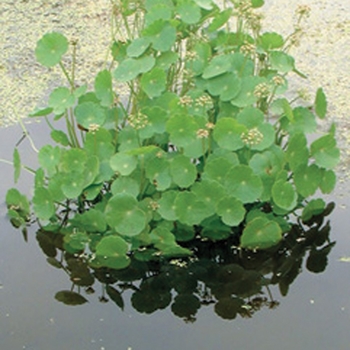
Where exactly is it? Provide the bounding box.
[59,61,74,90]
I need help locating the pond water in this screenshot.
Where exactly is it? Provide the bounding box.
[1,123,350,350]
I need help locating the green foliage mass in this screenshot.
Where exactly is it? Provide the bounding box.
[6,0,339,270]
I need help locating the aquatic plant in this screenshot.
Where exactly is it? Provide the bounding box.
[5,0,339,270]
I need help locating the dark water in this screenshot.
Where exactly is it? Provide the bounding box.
[1,124,350,350]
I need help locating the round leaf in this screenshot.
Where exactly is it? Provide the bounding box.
[169,155,197,188]
[216,196,246,226]
[35,32,68,67]
[95,70,113,107]
[271,180,297,211]
[241,217,282,250]
[74,101,106,129]
[105,194,147,236]
[140,68,166,98]
[110,152,137,176]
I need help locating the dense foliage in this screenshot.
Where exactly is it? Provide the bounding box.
[6,0,339,270]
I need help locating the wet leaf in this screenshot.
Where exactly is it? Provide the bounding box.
[171,294,201,318]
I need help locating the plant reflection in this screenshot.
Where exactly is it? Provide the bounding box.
[24,203,336,322]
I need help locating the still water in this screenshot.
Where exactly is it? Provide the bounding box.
[1,124,350,350]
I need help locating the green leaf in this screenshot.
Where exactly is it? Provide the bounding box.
[35,32,68,67]
[105,194,147,236]
[271,180,297,211]
[203,156,239,184]
[213,118,246,151]
[241,217,282,250]
[70,209,107,232]
[302,199,325,222]
[216,196,246,226]
[258,32,284,50]
[194,0,213,10]
[127,37,151,57]
[169,154,197,188]
[230,76,265,107]
[6,188,30,219]
[151,23,177,52]
[174,191,210,225]
[111,177,140,197]
[74,101,106,129]
[95,70,113,107]
[269,51,295,73]
[140,68,166,98]
[166,114,199,148]
[202,55,232,79]
[294,164,322,197]
[208,8,232,32]
[48,87,75,115]
[114,56,155,82]
[55,290,88,306]
[286,133,309,171]
[225,165,263,203]
[38,145,61,176]
[315,87,327,119]
[310,134,339,169]
[191,179,225,212]
[59,148,87,173]
[29,107,53,117]
[61,172,86,199]
[176,0,201,24]
[215,297,243,320]
[206,72,241,101]
[320,169,336,194]
[110,152,138,176]
[93,235,131,269]
[13,148,21,183]
[33,187,55,221]
[51,130,70,146]
[157,190,178,221]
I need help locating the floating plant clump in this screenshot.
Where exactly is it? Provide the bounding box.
[5,0,339,271]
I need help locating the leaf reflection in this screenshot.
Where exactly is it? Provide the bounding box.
[24,203,336,320]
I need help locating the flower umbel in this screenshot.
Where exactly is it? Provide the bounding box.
[127,112,149,130]
[241,127,264,146]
